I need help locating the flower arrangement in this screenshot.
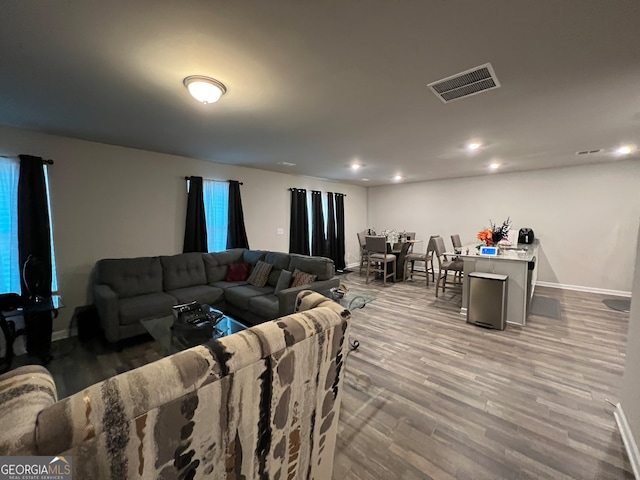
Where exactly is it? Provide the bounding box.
[477,217,511,247]
[381,229,399,244]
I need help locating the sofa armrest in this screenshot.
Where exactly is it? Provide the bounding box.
[93,284,120,343]
[0,366,57,455]
[277,278,339,317]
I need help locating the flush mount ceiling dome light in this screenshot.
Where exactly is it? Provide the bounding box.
[183,75,227,104]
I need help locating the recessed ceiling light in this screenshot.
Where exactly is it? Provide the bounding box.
[617,145,633,155]
[183,75,227,104]
[467,142,481,151]
[361,178,370,182]
[277,161,296,167]
[351,164,361,171]
[489,162,500,170]
[393,175,402,181]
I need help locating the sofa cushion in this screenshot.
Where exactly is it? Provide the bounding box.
[264,252,291,286]
[274,269,293,293]
[291,269,317,288]
[160,253,207,291]
[288,254,334,281]
[226,263,250,281]
[212,280,249,289]
[248,294,279,319]
[247,260,273,287]
[96,257,163,298]
[165,285,224,306]
[243,250,266,266]
[224,285,274,310]
[118,292,177,326]
[202,251,241,284]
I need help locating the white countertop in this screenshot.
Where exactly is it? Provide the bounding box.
[454,240,538,262]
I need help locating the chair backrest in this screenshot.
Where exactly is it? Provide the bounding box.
[365,236,387,254]
[426,235,439,254]
[357,231,367,250]
[451,234,462,249]
[434,236,447,257]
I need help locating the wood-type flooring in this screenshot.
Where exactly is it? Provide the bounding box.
[15,271,634,479]
[332,272,634,479]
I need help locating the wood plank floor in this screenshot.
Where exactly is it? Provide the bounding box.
[12,272,633,479]
[333,272,634,479]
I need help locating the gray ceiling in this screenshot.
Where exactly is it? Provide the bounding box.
[1,0,639,186]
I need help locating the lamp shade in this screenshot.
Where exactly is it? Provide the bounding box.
[183,76,227,104]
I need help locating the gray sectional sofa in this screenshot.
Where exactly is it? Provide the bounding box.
[93,248,339,343]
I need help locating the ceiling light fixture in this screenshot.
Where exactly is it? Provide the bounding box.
[393,175,402,181]
[351,164,361,171]
[617,145,633,155]
[467,142,481,151]
[361,178,370,182]
[489,162,500,170]
[183,75,227,104]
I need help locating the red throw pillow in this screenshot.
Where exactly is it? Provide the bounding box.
[226,262,250,282]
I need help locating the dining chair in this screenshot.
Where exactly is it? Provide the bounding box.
[356,231,369,274]
[451,234,462,251]
[404,231,417,252]
[365,236,396,286]
[403,235,438,286]
[434,236,464,297]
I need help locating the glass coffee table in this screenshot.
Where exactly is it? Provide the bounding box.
[141,306,247,356]
[324,288,377,351]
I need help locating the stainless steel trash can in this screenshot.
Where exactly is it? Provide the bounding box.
[467,272,508,330]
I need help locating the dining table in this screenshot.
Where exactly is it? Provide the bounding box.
[387,239,422,281]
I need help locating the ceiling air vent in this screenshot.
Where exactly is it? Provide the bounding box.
[575,149,602,155]
[428,63,500,103]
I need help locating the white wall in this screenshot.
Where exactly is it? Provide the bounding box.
[619,220,640,473]
[0,125,367,332]
[367,161,640,293]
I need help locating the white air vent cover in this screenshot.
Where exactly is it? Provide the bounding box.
[428,63,500,103]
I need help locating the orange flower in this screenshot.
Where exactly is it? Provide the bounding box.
[477,228,494,246]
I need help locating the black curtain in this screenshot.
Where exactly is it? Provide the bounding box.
[334,193,346,270]
[18,155,52,298]
[326,192,338,263]
[183,176,208,253]
[310,190,326,256]
[227,180,249,249]
[289,188,310,255]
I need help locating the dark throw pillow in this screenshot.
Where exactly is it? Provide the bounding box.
[290,268,317,288]
[274,269,293,293]
[247,260,273,287]
[226,263,250,282]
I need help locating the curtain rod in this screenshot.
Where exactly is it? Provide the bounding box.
[16,154,54,165]
[289,188,346,196]
[185,176,243,185]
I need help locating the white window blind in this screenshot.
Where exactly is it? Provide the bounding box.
[203,180,229,252]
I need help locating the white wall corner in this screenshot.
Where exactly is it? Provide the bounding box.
[615,403,640,479]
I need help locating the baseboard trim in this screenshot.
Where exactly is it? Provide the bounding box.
[52,327,77,342]
[329,264,631,297]
[536,281,631,297]
[615,403,640,479]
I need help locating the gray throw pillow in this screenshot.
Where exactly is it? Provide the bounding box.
[247,260,273,287]
[275,269,293,293]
